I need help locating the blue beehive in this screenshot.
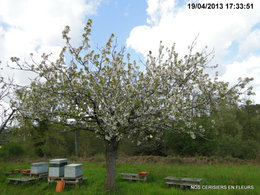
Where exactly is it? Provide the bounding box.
[30,162,48,174]
[64,164,83,178]
[48,158,67,177]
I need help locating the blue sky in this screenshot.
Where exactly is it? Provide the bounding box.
[0,0,260,103]
[90,0,186,46]
[91,0,147,46]
[90,0,147,61]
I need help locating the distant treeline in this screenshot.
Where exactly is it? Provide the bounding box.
[0,104,259,160]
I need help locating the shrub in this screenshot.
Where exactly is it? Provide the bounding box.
[0,142,25,160]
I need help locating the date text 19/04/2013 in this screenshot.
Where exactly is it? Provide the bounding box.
[187,3,254,10]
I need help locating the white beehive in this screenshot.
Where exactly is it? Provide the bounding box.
[64,164,83,178]
[30,162,48,174]
[48,158,67,177]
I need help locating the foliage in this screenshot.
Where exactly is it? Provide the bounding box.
[0,142,25,160]
[163,115,218,157]
[120,104,259,159]
[1,104,259,160]
[78,131,105,157]
[213,104,260,159]
[120,136,166,156]
[13,119,67,157]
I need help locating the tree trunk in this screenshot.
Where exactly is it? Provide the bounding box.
[74,129,79,157]
[23,118,27,141]
[104,140,119,192]
[0,109,16,134]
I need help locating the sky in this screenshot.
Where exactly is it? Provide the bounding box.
[0,0,260,103]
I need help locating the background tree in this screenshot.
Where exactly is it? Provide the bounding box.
[217,103,260,159]
[0,63,16,134]
[163,115,218,157]
[10,19,254,191]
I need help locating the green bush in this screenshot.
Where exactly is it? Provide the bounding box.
[0,142,25,160]
[239,140,258,159]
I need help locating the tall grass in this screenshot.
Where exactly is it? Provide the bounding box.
[0,161,259,194]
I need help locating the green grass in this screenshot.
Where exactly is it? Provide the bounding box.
[0,161,259,195]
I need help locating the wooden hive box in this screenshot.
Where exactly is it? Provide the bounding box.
[30,162,48,174]
[48,158,67,177]
[64,164,83,178]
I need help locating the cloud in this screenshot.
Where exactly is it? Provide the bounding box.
[0,0,102,84]
[220,55,260,103]
[146,0,176,25]
[127,0,260,103]
[239,29,260,54]
[127,0,260,57]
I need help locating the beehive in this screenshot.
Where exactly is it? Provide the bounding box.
[48,158,67,177]
[30,162,48,174]
[64,164,83,178]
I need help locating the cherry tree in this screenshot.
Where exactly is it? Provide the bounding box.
[10,19,253,191]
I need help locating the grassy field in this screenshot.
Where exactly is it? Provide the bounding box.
[0,158,259,195]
